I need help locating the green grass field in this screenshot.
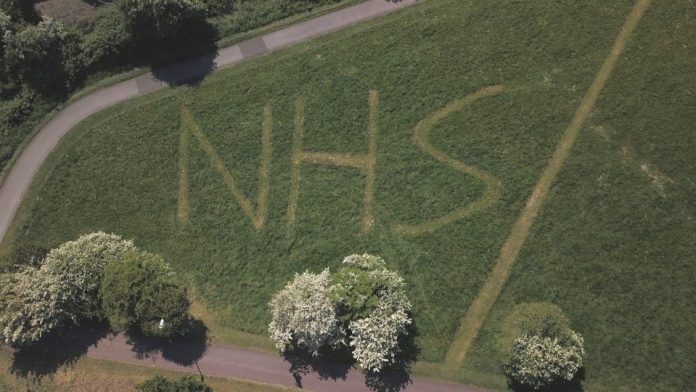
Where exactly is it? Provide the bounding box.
[1,0,694,390]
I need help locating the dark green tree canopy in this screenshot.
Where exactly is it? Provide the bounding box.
[101,250,191,337]
[118,0,206,40]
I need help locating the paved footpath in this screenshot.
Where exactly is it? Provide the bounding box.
[0,0,489,391]
[88,334,486,391]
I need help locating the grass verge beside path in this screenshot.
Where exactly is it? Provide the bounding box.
[0,348,291,392]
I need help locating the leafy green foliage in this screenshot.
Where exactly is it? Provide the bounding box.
[101,251,191,337]
[136,375,213,392]
[118,0,207,41]
[330,254,403,326]
[0,232,134,347]
[0,0,38,25]
[0,86,33,135]
[270,255,411,371]
[211,0,346,37]
[201,0,233,17]
[0,266,56,347]
[0,11,10,38]
[505,332,584,390]
[499,303,584,388]
[80,8,133,71]
[41,232,137,320]
[330,254,412,372]
[3,19,83,94]
[499,303,574,357]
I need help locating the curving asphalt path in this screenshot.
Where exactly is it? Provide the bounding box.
[0,1,488,390]
[0,0,419,245]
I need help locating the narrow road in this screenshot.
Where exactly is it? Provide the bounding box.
[0,0,487,390]
[87,334,486,392]
[0,0,419,244]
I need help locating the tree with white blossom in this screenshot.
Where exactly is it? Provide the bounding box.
[268,254,412,373]
[268,269,344,355]
[330,254,412,372]
[0,232,135,347]
[501,302,585,389]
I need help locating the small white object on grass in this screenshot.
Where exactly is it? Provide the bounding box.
[159,318,165,329]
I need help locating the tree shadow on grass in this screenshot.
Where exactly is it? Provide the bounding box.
[10,321,109,382]
[125,318,209,367]
[508,368,586,392]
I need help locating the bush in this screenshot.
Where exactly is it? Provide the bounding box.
[42,232,137,320]
[268,269,343,355]
[501,303,585,389]
[118,0,207,41]
[201,0,233,17]
[0,232,135,347]
[505,332,584,390]
[0,267,55,347]
[0,86,33,135]
[0,0,38,25]
[0,11,10,38]
[268,254,412,372]
[3,19,84,94]
[211,0,342,37]
[136,375,213,392]
[101,250,191,337]
[330,254,412,372]
[500,302,574,354]
[80,7,133,70]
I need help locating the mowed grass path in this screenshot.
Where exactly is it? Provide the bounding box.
[462,1,696,391]
[2,0,694,390]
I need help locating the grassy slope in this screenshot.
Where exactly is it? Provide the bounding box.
[0,348,291,391]
[0,0,360,184]
[464,1,696,391]
[2,0,694,390]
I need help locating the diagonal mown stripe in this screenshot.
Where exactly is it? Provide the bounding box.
[443,0,653,374]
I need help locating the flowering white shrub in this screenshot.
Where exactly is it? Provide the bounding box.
[505,332,585,389]
[332,254,412,372]
[268,269,343,355]
[342,253,386,270]
[268,254,412,372]
[0,232,135,347]
[42,232,137,320]
[0,267,58,346]
[349,296,411,372]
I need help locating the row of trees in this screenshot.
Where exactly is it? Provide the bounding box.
[0,232,584,388]
[0,232,191,348]
[268,254,413,373]
[268,254,587,387]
